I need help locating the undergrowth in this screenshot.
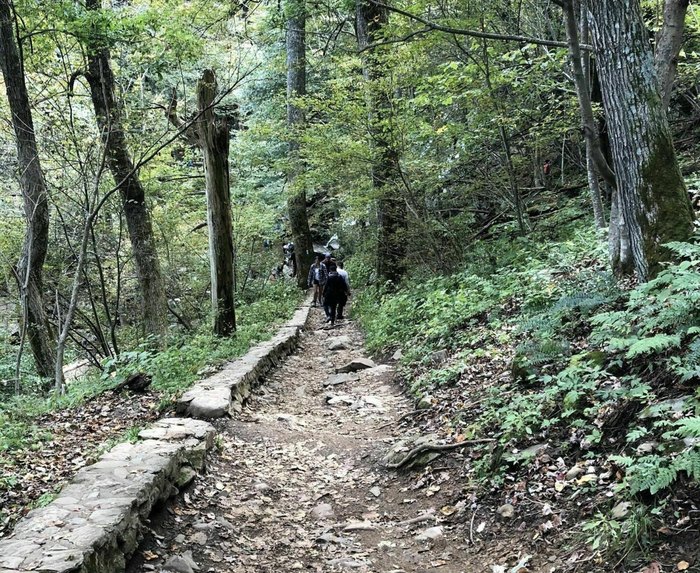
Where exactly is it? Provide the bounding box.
[354,201,700,566]
[0,280,302,454]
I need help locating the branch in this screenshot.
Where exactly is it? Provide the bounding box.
[166,87,199,145]
[384,439,495,470]
[366,0,591,51]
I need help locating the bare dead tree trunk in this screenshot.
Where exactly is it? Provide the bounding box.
[286,0,315,289]
[197,70,236,336]
[357,0,406,283]
[0,0,55,381]
[655,0,689,110]
[85,0,168,338]
[587,0,694,280]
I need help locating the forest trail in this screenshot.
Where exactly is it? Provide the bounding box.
[126,309,537,573]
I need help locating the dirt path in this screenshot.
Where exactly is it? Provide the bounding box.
[127,310,540,573]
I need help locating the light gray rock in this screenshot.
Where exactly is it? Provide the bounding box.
[323,373,358,387]
[327,558,368,569]
[363,396,383,408]
[336,358,376,373]
[162,555,195,573]
[325,395,355,406]
[176,466,197,488]
[254,482,271,493]
[392,349,403,361]
[416,525,443,541]
[497,504,515,519]
[310,503,335,520]
[416,394,432,410]
[328,336,351,351]
[565,465,584,480]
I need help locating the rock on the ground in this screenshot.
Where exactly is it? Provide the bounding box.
[417,394,433,409]
[392,349,403,361]
[328,336,351,351]
[162,551,199,573]
[336,358,376,373]
[323,373,358,387]
[416,526,443,541]
[176,465,197,487]
[497,504,515,519]
[366,364,394,376]
[310,503,335,520]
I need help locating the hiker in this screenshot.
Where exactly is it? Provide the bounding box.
[322,253,332,271]
[336,261,350,320]
[543,159,552,176]
[283,241,297,277]
[323,263,349,326]
[307,255,328,307]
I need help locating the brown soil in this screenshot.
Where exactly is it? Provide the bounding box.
[125,311,571,573]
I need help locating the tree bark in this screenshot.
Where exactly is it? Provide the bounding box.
[0,0,55,379]
[587,0,694,280]
[286,0,314,289]
[562,0,616,189]
[85,0,168,338]
[655,0,689,110]
[357,0,406,283]
[197,70,236,336]
[579,0,605,228]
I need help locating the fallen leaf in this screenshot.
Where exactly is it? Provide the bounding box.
[142,550,159,561]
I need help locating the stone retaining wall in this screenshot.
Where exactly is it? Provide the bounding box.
[0,418,215,573]
[176,299,312,419]
[0,297,312,573]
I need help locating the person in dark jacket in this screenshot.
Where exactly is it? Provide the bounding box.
[323,263,349,326]
[307,255,328,307]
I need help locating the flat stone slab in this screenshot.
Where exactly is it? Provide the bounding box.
[176,298,313,419]
[0,418,215,573]
[336,357,376,373]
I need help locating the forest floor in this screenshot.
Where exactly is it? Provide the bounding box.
[0,389,162,537]
[124,309,581,573]
[2,302,696,571]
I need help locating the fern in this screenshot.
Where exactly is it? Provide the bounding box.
[626,426,649,443]
[673,417,700,439]
[674,449,700,481]
[625,334,681,359]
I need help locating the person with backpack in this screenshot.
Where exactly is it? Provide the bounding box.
[323,262,349,326]
[307,255,328,307]
[336,261,350,320]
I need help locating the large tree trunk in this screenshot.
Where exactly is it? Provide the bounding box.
[587,0,694,280]
[85,0,168,338]
[655,0,690,110]
[197,70,236,336]
[0,0,55,379]
[356,0,406,283]
[285,0,314,288]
